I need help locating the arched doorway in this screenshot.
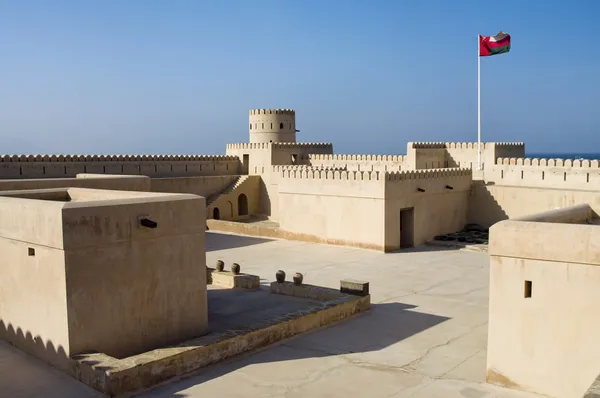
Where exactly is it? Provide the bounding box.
[238,194,248,216]
[213,207,220,220]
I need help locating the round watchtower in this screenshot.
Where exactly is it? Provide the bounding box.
[249,109,296,143]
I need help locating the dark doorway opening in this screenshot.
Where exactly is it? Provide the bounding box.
[213,207,220,220]
[400,208,414,248]
[242,154,249,175]
[238,194,248,216]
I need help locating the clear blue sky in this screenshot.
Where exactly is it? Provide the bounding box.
[1,0,598,155]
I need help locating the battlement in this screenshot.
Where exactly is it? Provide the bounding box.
[410,142,448,149]
[304,154,406,161]
[385,168,472,181]
[410,142,525,150]
[0,154,238,162]
[271,142,332,150]
[496,157,600,168]
[279,169,384,181]
[278,167,471,182]
[272,165,347,172]
[249,109,295,116]
[226,143,271,150]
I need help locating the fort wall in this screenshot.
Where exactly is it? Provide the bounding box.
[278,169,385,250]
[468,182,600,228]
[0,174,151,193]
[405,142,525,172]
[485,157,600,190]
[304,154,406,172]
[150,175,239,198]
[0,155,240,179]
[384,169,472,249]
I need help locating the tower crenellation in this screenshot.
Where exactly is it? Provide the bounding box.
[249,108,297,143]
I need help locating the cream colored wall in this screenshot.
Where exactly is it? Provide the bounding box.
[150,175,238,197]
[0,239,70,366]
[207,175,261,221]
[468,183,600,228]
[488,214,600,398]
[305,154,406,172]
[384,169,472,250]
[0,174,151,193]
[0,188,208,359]
[278,170,386,250]
[270,143,333,165]
[0,155,240,179]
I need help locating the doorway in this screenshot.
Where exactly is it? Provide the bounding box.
[238,194,248,216]
[399,208,414,248]
[242,154,249,175]
[213,207,220,220]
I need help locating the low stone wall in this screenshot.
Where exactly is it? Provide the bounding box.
[206,219,386,251]
[54,280,370,396]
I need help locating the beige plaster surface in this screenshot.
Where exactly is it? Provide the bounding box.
[0,188,208,360]
[487,212,600,398]
[2,232,544,398]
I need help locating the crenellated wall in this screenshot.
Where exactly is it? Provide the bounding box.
[384,168,473,250]
[0,154,241,179]
[304,154,406,172]
[278,168,386,250]
[276,168,472,251]
[405,142,525,172]
[486,157,600,190]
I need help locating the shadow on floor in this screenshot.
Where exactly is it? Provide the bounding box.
[142,297,450,397]
[206,231,274,252]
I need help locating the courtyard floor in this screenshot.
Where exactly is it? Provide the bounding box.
[0,232,546,398]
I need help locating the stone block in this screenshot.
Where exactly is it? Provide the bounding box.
[211,271,260,289]
[270,281,344,301]
[340,279,369,296]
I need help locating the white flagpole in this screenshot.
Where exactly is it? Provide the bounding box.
[477,35,482,171]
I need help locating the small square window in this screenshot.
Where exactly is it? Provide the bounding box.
[28,247,35,256]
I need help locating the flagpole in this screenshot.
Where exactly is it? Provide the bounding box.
[477,35,482,171]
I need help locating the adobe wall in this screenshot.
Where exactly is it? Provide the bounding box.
[225,143,333,218]
[384,169,472,250]
[0,154,240,179]
[0,174,151,192]
[405,143,447,170]
[207,176,261,221]
[405,142,525,172]
[305,154,406,172]
[468,183,600,228]
[278,169,386,250]
[150,175,238,198]
[0,189,208,361]
[487,157,600,190]
[488,209,600,398]
[469,156,600,228]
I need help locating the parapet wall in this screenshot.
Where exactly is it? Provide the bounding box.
[385,168,472,181]
[487,157,600,189]
[305,154,406,172]
[0,154,240,179]
[249,109,295,115]
[496,157,600,168]
[279,169,385,181]
[406,142,525,172]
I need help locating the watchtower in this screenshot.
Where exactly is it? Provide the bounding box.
[249,109,296,143]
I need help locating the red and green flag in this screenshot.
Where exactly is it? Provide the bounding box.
[479,32,511,56]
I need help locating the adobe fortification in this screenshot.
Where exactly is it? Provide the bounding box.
[249,109,297,143]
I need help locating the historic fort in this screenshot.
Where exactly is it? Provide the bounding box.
[1,109,599,398]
